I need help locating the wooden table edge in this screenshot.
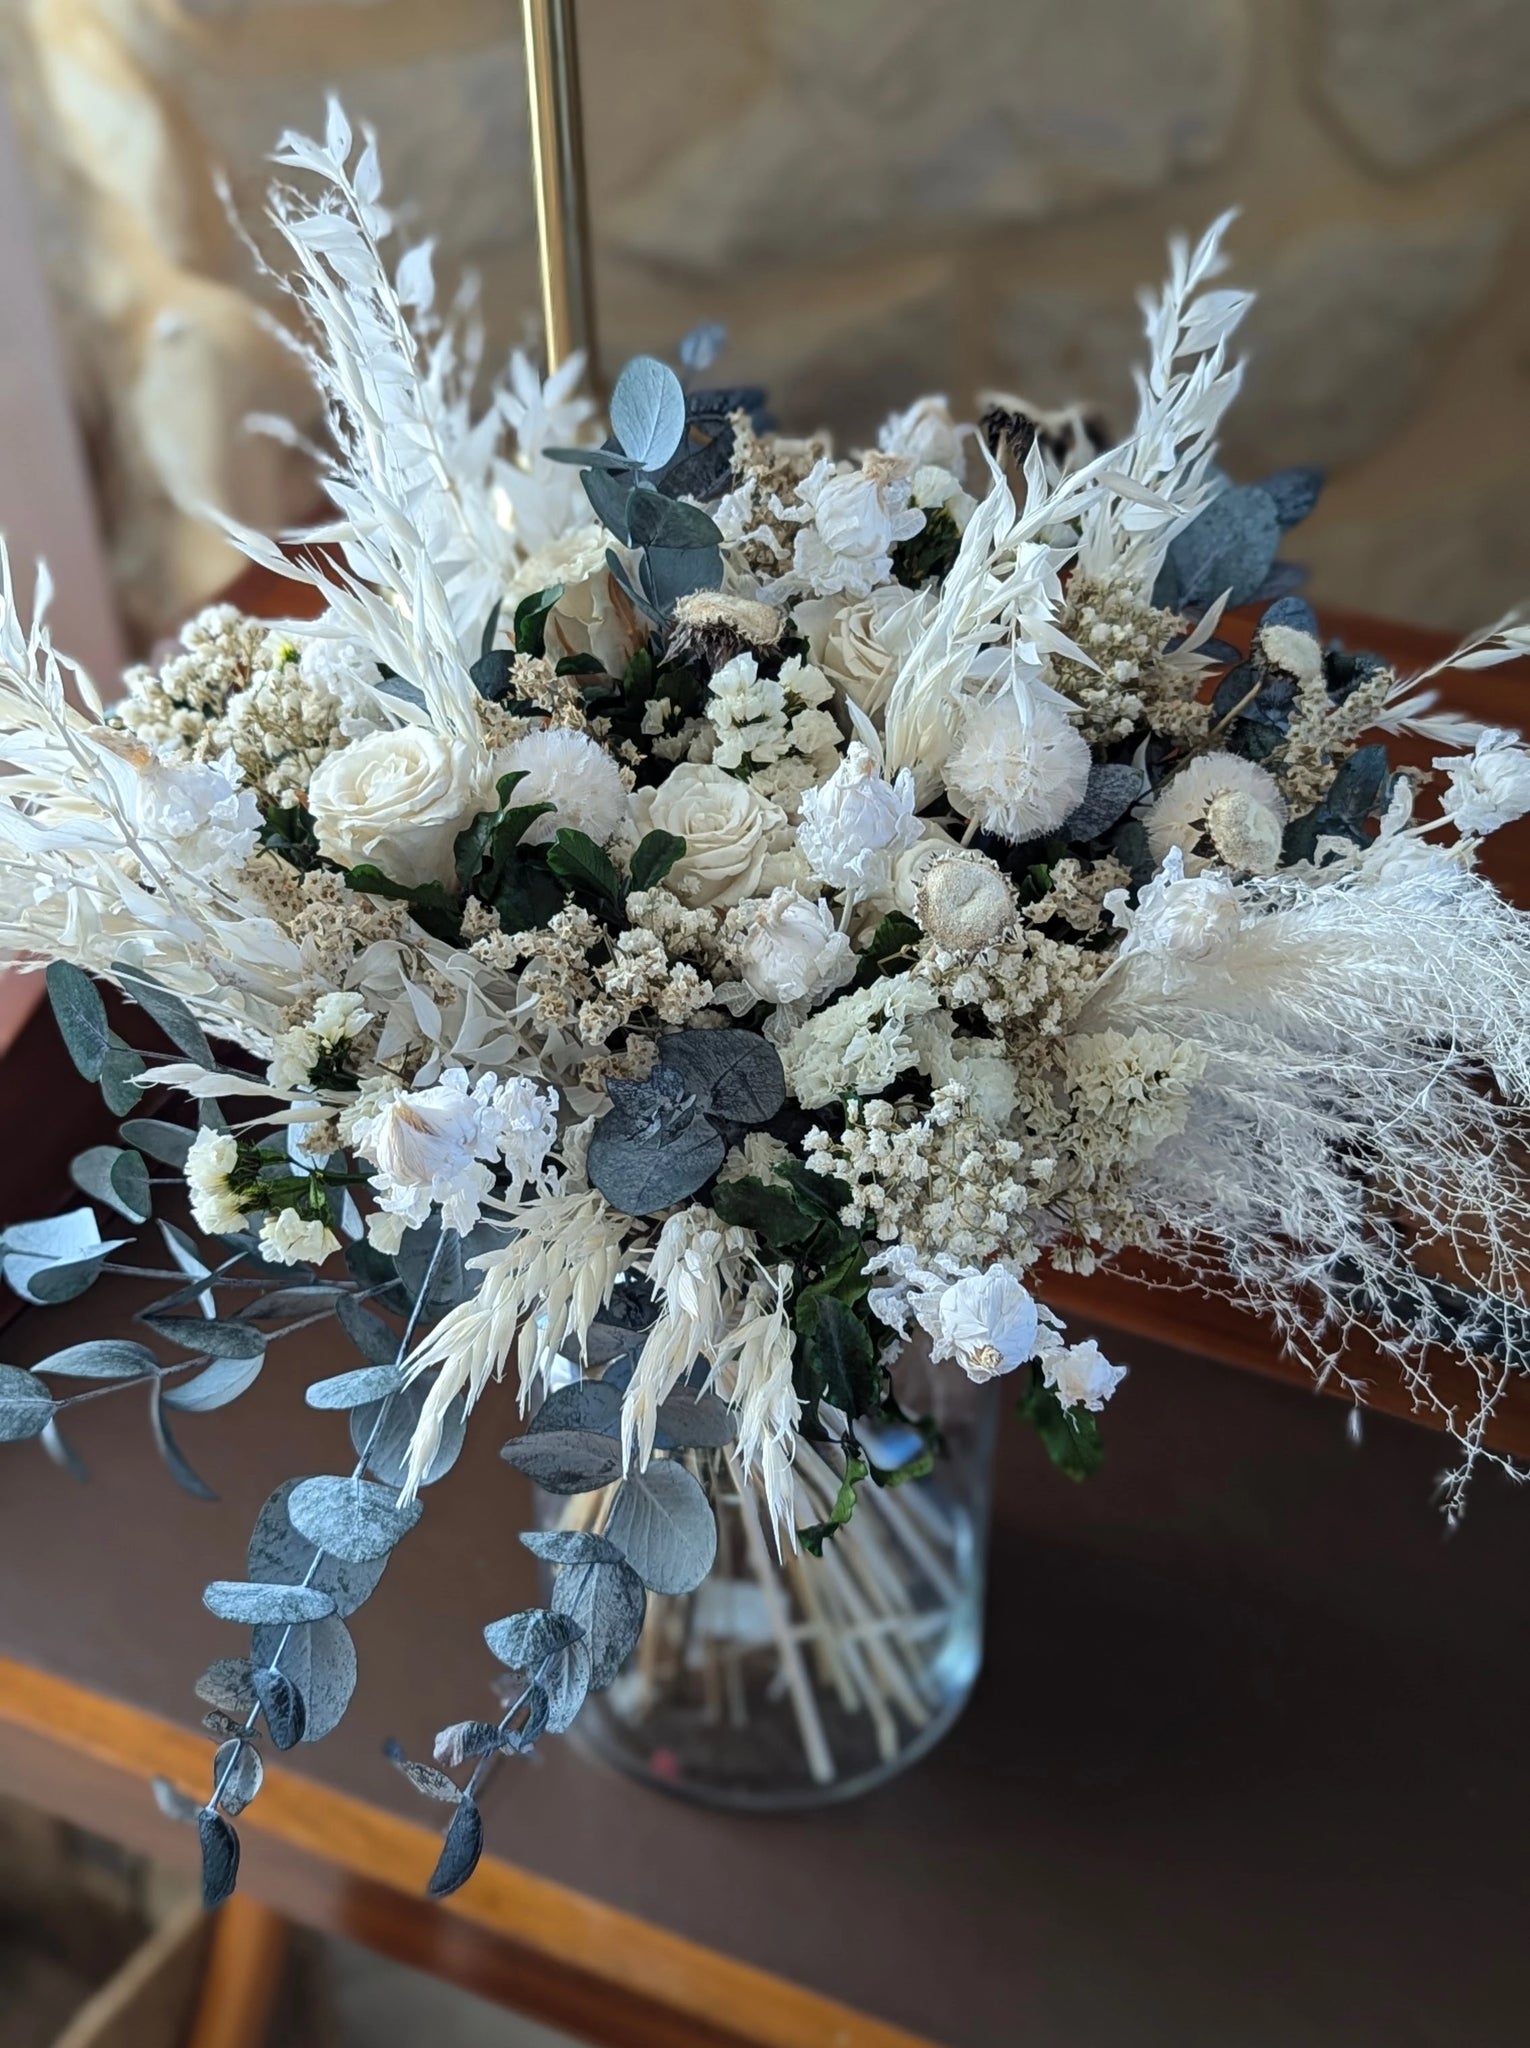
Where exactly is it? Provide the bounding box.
[0,1656,939,2048]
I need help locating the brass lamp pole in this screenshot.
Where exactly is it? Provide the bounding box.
[521,0,599,388]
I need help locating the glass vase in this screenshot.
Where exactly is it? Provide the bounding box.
[535,1345,998,1811]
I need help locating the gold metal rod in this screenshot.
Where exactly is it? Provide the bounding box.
[521,0,599,389]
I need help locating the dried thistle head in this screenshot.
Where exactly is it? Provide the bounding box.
[667,592,785,674]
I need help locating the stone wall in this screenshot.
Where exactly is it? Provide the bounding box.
[5,0,1528,641]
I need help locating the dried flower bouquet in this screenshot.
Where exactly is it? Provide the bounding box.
[1,104,1529,1896]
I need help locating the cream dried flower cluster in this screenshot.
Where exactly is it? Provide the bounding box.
[4,114,1530,1891]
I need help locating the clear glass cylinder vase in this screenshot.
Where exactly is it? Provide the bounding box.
[536,1346,998,1811]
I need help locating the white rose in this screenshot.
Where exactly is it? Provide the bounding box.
[797,584,931,718]
[925,1266,1038,1383]
[1436,728,1530,838]
[307,728,495,890]
[797,742,923,896]
[727,888,857,1006]
[787,457,925,600]
[134,752,262,879]
[877,394,967,480]
[634,764,784,909]
[513,524,642,679]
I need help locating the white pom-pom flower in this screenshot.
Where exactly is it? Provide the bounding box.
[499,726,631,848]
[942,688,1091,843]
[797,741,922,895]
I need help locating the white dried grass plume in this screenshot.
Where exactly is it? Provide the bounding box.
[1087,848,1530,1514]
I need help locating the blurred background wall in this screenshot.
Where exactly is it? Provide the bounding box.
[2,0,1527,646]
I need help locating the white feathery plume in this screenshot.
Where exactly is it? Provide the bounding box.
[710,1265,802,1554]
[212,101,593,741]
[397,1187,628,1496]
[1087,846,1530,1514]
[620,1206,754,1472]
[1075,211,1250,595]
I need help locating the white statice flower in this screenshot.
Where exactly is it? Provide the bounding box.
[703,653,841,800]
[308,727,495,889]
[943,688,1091,843]
[877,394,967,480]
[268,990,374,1094]
[633,763,784,908]
[1105,847,1243,977]
[796,742,922,897]
[499,725,631,847]
[781,454,925,600]
[928,1265,1039,1383]
[1145,752,1288,876]
[1038,1336,1126,1412]
[1435,727,1530,838]
[344,1067,559,1236]
[131,750,262,880]
[797,583,932,719]
[723,887,857,1006]
[260,1209,341,1267]
[184,1127,248,1235]
[706,651,788,771]
[780,972,940,1109]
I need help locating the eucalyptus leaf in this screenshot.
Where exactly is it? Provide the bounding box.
[349,1375,466,1490]
[70,1145,150,1222]
[640,543,723,615]
[3,1209,116,1305]
[0,1364,55,1441]
[120,1117,195,1169]
[539,1637,592,1734]
[247,1480,389,1620]
[582,463,633,540]
[394,1220,471,1314]
[251,1665,306,1750]
[499,1428,624,1495]
[27,1253,115,1305]
[213,1738,264,1816]
[527,1378,623,1441]
[98,1044,146,1116]
[609,355,686,471]
[47,960,109,1079]
[203,1580,337,1626]
[335,1293,400,1368]
[518,1527,626,1567]
[244,1286,344,1320]
[482,1608,585,1670]
[657,1030,785,1123]
[195,1658,256,1719]
[152,1776,201,1827]
[426,1793,483,1898]
[678,320,726,372]
[251,1614,356,1742]
[34,1339,157,1380]
[625,491,723,552]
[40,1417,88,1482]
[602,1460,716,1596]
[197,1808,240,1908]
[149,1381,217,1499]
[384,1742,461,1804]
[653,1384,736,1451]
[163,1348,266,1414]
[433,1720,504,1767]
[305,1362,405,1411]
[1061,761,1144,843]
[115,964,215,1065]
[286,1474,422,1563]
[585,1111,724,1217]
[144,1316,265,1359]
[550,1557,646,1691]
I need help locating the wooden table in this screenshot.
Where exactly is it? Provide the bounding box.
[0,600,1527,2047]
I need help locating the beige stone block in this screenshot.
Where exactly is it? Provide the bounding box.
[612,0,1250,270]
[1318,0,1530,171]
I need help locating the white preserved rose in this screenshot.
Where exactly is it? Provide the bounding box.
[927,1265,1039,1382]
[796,584,931,718]
[307,728,495,890]
[634,763,784,908]
[726,887,857,1006]
[797,741,922,896]
[784,456,925,600]
[1435,728,1530,838]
